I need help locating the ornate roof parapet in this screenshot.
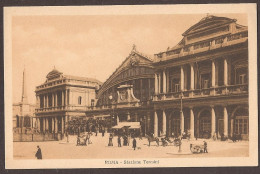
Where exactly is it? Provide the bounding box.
[36,67,102,91]
[154,15,248,63]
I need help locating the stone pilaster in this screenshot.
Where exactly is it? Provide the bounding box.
[154,111,158,137]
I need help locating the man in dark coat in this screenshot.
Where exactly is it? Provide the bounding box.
[123,135,128,146]
[95,127,98,136]
[203,141,208,153]
[102,129,105,137]
[133,138,137,150]
[108,133,113,146]
[35,145,42,159]
[118,136,121,147]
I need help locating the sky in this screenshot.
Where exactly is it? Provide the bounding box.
[12,13,247,104]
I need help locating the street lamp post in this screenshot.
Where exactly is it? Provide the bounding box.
[180,91,184,135]
[179,92,184,153]
[109,95,114,132]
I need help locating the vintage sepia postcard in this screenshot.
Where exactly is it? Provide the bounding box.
[4,4,258,169]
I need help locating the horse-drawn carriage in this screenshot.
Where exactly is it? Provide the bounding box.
[146,135,159,146]
[190,143,205,154]
[161,137,182,147]
[231,133,242,142]
[181,132,191,140]
[76,132,91,146]
[146,133,182,147]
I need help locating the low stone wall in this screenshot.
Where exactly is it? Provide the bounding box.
[13,133,63,142]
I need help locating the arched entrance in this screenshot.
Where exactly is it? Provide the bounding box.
[171,111,180,137]
[198,109,211,139]
[232,107,248,140]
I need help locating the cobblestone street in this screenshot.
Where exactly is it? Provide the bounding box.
[13,133,249,159]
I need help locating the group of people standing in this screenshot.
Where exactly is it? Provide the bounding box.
[108,133,137,150]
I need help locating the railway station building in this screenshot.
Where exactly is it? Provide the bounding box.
[35,15,248,140]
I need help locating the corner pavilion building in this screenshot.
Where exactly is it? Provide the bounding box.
[35,68,102,137]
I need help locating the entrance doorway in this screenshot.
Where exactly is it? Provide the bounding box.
[199,110,211,139]
[171,111,180,137]
[218,119,224,137]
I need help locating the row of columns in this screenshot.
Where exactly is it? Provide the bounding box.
[153,106,229,139]
[36,116,66,134]
[123,112,141,122]
[37,89,71,108]
[154,58,231,94]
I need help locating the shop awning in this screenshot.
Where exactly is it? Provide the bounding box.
[112,122,140,129]
[128,125,141,129]
[112,125,124,129]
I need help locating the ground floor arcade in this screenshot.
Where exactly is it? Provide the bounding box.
[152,104,249,140]
[35,104,249,140]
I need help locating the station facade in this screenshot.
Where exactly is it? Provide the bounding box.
[152,15,248,140]
[85,46,155,136]
[35,15,249,140]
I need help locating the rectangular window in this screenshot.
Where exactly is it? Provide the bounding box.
[78,96,82,105]
[175,84,180,92]
[203,80,209,89]
[201,73,211,89]
[170,78,180,92]
[236,67,248,85]
[239,74,246,84]
[234,117,248,134]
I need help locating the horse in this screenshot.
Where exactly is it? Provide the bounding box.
[77,134,87,146]
[181,132,191,140]
[161,137,168,147]
[146,135,159,147]
[231,133,242,142]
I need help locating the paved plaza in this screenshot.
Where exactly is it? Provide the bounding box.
[13,133,249,159]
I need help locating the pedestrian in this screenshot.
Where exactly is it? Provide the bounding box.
[123,134,128,146]
[35,145,42,159]
[95,128,98,136]
[118,136,121,147]
[203,141,208,153]
[133,137,137,150]
[77,127,80,137]
[108,133,113,146]
[102,129,105,137]
[127,134,131,146]
[66,131,69,143]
